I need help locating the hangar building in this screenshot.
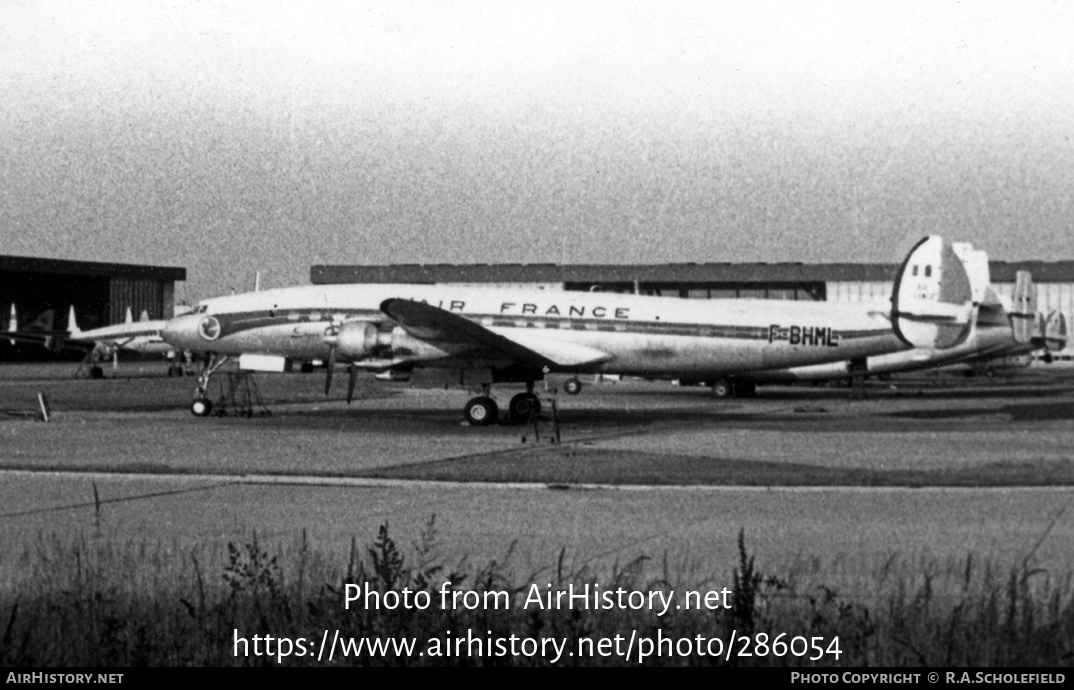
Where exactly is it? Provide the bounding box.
[1,255,186,359]
[312,260,1074,361]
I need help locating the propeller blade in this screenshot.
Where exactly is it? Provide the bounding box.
[346,364,358,404]
[325,348,336,396]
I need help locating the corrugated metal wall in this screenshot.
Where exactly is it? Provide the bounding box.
[826,281,894,303]
[109,278,163,324]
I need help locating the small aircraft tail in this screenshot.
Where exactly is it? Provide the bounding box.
[28,309,55,332]
[1008,271,1037,345]
[1043,310,1068,353]
[68,306,83,338]
[891,236,974,349]
[7,303,15,345]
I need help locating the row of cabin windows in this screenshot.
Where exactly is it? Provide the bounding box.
[912,265,932,277]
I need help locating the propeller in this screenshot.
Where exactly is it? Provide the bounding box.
[346,364,358,404]
[323,317,343,396]
[325,345,337,395]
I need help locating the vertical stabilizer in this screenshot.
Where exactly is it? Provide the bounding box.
[1043,310,1067,352]
[125,307,133,324]
[891,236,974,349]
[7,304,15,345]
[30,309,54,332]
[68,306,82,337]
[1009,271,1036,344]
[951,243,991,305]
[139,310,150,322]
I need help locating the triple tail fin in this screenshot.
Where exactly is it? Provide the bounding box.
[950,242,991,305]
[890,236,974,349]
[1008,271,1037,345]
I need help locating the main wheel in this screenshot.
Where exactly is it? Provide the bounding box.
[508,393,541,422]
[711,379,731,398]
[463,396,499,426]
[89,366,104,379]
[563,378,582,395]
[300,361,315,374]
[191,398,213,417]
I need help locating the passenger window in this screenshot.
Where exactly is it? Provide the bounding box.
[924,265,932,277]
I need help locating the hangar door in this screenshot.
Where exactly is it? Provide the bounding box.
[109,278,163,324]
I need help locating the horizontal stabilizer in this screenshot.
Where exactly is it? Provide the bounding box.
[891,236,973,349]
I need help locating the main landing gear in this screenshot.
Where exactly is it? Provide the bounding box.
[710,378,756,399]
[190,354,230,417]
[463,381,543,426]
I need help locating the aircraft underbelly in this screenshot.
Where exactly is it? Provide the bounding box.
[548,331,901,376]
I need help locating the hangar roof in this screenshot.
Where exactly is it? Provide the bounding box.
[0,255,186,281]
[312,261,1074,285]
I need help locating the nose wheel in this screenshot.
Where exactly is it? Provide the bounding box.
[188,354,229,418]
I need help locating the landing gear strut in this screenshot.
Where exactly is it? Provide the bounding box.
[190,354,230,417]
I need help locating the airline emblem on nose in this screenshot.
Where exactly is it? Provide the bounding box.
[198,316,221,341]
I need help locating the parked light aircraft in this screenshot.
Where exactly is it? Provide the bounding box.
[161,236,976,422]
[65,307,176,377]
[5,305,57,348]
[5,304,176,377]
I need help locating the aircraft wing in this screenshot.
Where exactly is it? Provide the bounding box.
[380,299,610,368]
[3,330,93,353]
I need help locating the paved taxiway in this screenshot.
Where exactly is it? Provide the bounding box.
[2,363,1074,596]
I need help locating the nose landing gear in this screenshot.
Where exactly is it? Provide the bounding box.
[189,354,230,417]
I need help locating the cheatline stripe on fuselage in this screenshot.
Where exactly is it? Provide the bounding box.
[203,308,893,343]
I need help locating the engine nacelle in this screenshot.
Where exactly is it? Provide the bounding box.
[388,326,452,362]
[330,321,379,359]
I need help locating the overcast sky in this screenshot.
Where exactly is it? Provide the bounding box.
[2,0,1072,301]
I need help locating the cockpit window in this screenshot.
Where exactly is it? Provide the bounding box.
[924,265,932,278]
